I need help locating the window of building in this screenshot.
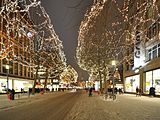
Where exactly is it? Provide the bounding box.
[9,61,13,74]
[28,67,30,78]
[19,64,23,76]
[147,43,160,61]
[158,44,160,57]
[2,59,7,73]
[24,66,26,77]
[147,18,159,40]
[31,68,34,78]
[152,45,157,58]
[148,49,152,60]
[152,23,156,37]
[14,63,18,75]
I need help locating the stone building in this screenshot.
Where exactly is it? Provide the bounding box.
[123,0,160,95]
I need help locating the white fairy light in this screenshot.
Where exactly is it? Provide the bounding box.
[76,0,160,79]
[0,0,67,75]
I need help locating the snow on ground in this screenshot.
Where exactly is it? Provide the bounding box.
[65,92,160,120]
[0,92,67,110]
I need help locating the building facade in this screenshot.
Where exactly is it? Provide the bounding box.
[0,0,35,93]
[123,0,160,95]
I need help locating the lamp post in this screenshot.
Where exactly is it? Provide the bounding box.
[111,60,116,100]
[6,64,10,92]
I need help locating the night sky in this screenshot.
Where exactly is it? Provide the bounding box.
[41,0,93,80]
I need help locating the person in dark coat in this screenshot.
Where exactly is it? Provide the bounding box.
[88,87,92,96]
[136,87,139,96]
[149,87,155,97]
[11,89,15,100]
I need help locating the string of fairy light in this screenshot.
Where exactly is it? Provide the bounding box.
[60,65,78,83]
[0,0,66,74]
[76,0,160,78]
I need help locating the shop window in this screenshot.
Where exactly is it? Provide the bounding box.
[153,69,160,95]
[146,71,153,93]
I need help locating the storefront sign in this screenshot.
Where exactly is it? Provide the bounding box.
[134,30,145,69]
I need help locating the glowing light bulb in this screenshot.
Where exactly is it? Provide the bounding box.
[27,32,33,38]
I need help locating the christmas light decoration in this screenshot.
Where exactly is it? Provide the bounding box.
[60,65,78,84]
[76,0,160,81]
[0,0,67,78]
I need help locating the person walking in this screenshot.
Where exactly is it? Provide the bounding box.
[88,87,92,97]
[11,89,15,100]
[139,88,142,97]
[28,88,32,98]
[136,87,139,97]
[149,87,156,97]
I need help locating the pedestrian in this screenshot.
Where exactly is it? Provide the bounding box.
[88,87,92,97]
[139,88,142,97]
[7,89,12,100]
[11,89,15,100]
[118,88,122,94]
[21,88,24,94]
[136,87,139,97]
[149,87,156,97]
[115,87,118,94]
[28,88,32,98]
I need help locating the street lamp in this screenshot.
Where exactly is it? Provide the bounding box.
[6,64,10,92]
[111,60,116,100]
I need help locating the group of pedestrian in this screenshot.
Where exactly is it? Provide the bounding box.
[136,87,142,97]
[7,89,15,100]
[105,87,123,95]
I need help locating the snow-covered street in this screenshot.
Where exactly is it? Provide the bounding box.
[65,92,160,120]
[0,91,160,120]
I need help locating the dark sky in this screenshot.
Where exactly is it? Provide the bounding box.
[41,0,93,80]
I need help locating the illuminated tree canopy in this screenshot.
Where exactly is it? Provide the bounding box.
[0,0,67,77]
[76,0,160,79]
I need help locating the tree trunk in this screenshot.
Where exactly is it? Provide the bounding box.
[32,63,39,94]
[99,70,102,93]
